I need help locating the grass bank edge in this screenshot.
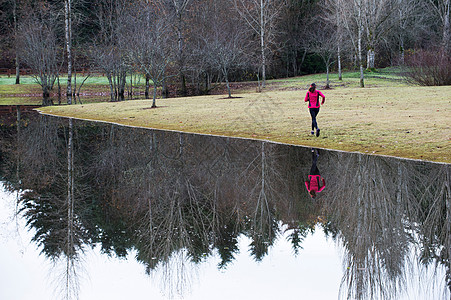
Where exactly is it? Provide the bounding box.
[36,109,451,164]
[36,87,451,164]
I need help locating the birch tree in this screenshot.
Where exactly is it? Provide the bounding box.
[234,0,284,89]
[337,0,343,80]
[341,0,366,87]
[426,0,450,50]
[362,0,398,70]
[392,0,429,64]
[64,0,73,104]
[323,0,345,80]
[395,0,418,64]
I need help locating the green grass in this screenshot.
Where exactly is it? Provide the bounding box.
[0,97,44,105]
[0,73,150,104]
[0,73,148,86]
[0,76,38,85]
[268,67,408,89]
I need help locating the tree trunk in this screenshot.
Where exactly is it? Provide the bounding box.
[66,117,76,299]
[358,2,365,88]
[15,56,20,84]
[73,55,77,99]
[337,0,342,81]
[226,77,232,98]
[338,45,342,80]
[15,105,21,182]
[67,118,74,257]
[399,37,405,65]
[367,48,375,70]
[107,74,115,101]
[112,71,118,101]
[42,86,52,106]
[444,0,450,50]
[119,71,126,101]
[65,0,73,104]
[260,0,266,88]
[162,70,169,99]
[152,85,157,108]
[180,74,187,96]
[145,74,150,98]
[326,65,330,88]
[13,0,20,84]
[176,6,187,97]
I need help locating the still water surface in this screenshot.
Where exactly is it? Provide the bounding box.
[0,111,450,299]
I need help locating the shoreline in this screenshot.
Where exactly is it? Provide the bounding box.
[37,110,451,165]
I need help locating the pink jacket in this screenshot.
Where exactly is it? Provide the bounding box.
[305,175,326,193]
[305,90,325,108]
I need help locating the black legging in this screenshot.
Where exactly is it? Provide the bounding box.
[309,107,320,131]
[310,150,320,176]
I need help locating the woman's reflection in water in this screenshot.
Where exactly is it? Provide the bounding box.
[305,148,326,199]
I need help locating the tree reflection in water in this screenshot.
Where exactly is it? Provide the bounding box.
[0,113,449,299]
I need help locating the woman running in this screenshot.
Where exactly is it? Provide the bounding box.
[304,83,325,137]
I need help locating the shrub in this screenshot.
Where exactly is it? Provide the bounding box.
[404,48,451,86]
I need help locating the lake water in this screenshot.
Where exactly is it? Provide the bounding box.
[0,110,450,300]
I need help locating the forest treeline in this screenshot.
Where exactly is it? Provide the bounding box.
[0,0,450,102]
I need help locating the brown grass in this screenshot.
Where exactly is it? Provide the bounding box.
[37,86,451,163]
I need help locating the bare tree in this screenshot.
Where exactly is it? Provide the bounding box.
[341,0,366,87]
[64,0,73,104]
[11,0,20,84]
[323,0,344,80]
[124,2,175,108]
[277,0,318,78]
[426,0,451,51]
[323,154,411,300]
[308,20,336,88]
[394,0,426,64]
[19,11,60,105]
[196,0,250,98]
[163,0,191,96]
[361,0,399,70]
[91,0,128,101]
[336,0,343,80]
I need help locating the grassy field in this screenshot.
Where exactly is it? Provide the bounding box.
[37,86,450,163]
[2,68,450,163]
[0,73,147,104]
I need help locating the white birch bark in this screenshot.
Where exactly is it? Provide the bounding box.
[337,0,343,80]
[444,0,450,50]
[427,0,450,50]
[356,0,365,87]
[234,0,282,89]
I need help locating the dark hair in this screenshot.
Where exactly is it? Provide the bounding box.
[309,190,316,198]
[309,83,316,93]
